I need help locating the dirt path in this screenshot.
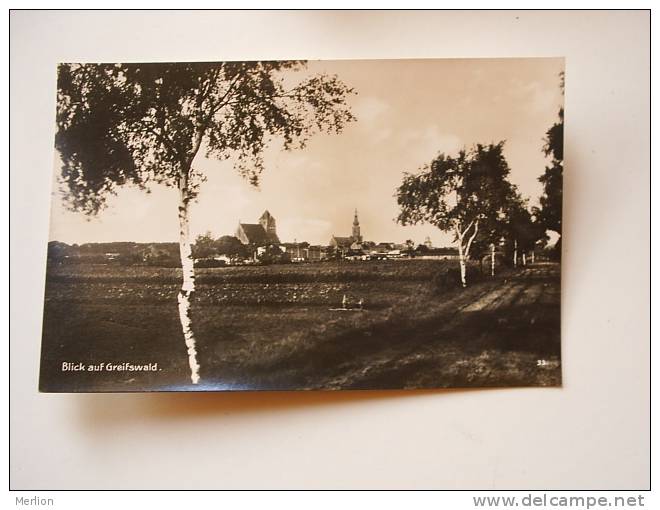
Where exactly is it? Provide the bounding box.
[308,263,561,389]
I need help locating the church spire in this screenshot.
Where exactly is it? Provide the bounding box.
[352,208,362,242]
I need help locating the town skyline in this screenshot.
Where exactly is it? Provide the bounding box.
[49,207,452,249]
[48,57,564,247]
[48,201,462,249]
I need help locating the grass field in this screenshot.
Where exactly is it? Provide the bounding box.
[39,259,561,391]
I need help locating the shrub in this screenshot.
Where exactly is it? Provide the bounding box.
[431,263,483,293]
[194,258,227,268]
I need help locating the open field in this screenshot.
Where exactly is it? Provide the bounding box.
[39,259,561,391]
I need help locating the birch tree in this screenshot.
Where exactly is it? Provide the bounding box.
[55,61,355,384]
[396,143,512,287]
[503,189,543,267]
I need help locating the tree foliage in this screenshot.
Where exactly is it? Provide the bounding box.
[55,61,356,214]
[216,235,248,259]
[503,189,545,260]
[396,142,515,285]
[536,73,564,239]
[191,231,218,259]
[396,142,513,238]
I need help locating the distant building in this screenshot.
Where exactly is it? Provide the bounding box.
[329,209,363,250]
[416,246,460,260]
[282,241,308,262]
[279,242,327,262]
[236,210,280,246]
[329,236,353,250]
[306,245,326,262]
[373,242,395,252]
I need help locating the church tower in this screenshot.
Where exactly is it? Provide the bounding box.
[259,210,278,242]
[352,209,362,243]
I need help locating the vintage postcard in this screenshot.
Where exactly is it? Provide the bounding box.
[39,57,564,392]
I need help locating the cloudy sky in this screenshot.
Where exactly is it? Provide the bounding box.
[49,57,564,247]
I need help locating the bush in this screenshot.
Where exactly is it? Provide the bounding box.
[118,253,143,266]
[194,258,227,268]
[431,263,483,293]
[143,255,181,268]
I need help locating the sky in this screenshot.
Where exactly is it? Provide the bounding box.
[49,57,564,247]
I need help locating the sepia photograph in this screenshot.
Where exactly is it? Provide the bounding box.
[39,57,564,392]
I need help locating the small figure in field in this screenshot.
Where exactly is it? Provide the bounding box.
[330,294,364,312]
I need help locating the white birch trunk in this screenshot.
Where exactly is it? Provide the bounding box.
[177,173,200,385]
[522,253,526,266]
[531,250,535,264]
[455,220,478,288]
[513,239,518,268]
[457,241,467,288]
[490,243,496,276]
